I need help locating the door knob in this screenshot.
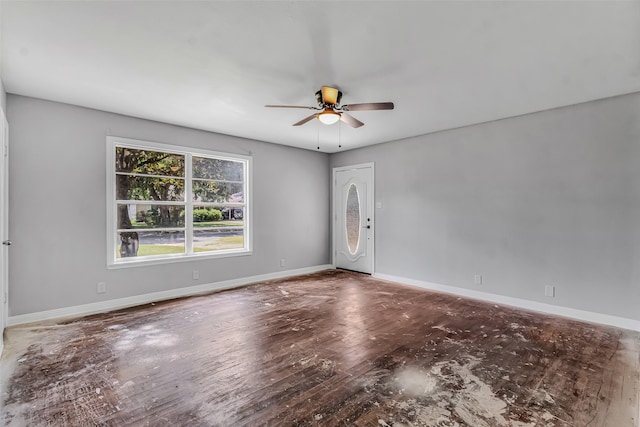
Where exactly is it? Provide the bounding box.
[2,240,11,246]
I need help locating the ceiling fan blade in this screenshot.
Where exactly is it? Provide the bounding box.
[340,113,364,128]
[342,102,395,111]
[265,105,318,109]
[321,86,340,105]
[292,113,318,126]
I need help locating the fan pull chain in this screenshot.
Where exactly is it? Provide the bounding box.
[338,122,342,149]
[317,122,320,150]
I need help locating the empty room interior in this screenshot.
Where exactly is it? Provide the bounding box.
[0,1,639,426]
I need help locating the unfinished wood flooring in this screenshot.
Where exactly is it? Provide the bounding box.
[2,270,639,426]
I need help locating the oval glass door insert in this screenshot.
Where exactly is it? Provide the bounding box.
[345,183,361,254]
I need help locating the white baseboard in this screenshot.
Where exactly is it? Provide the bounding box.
[11,266,637,332]
[374,273,640,332]
[8,264,335,327]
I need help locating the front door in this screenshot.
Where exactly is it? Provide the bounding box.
[334,164,374,274]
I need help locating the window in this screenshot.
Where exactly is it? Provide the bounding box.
[107,137,251,267]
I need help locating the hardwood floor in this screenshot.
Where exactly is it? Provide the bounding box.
[1,269,639,426]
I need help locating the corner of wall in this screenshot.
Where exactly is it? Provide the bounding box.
[0,78,6,114]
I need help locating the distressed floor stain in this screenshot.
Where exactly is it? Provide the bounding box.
[1,270,639,426]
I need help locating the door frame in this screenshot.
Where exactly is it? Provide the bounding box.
[332,162,374,274]
[0,108,8,351]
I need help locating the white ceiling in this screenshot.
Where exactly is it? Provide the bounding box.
[2,1,640,153]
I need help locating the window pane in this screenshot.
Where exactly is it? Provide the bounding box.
[115,147,184,176]
[116,175,185,201]
[193,229,244,253]
[117,204,185,229]
[193,206,244,227]
[192,181,243,203]
[346,184,361,255]
[192,157,244,181]
[117,230,185,259]
[111,140,250,265]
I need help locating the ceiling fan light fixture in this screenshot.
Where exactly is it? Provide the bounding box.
[266,86,394,129]
[318,109,340,125]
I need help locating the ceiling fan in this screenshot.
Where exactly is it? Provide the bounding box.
[265,86,394,128]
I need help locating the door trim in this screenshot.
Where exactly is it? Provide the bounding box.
[332,162,374,274]
[0,108,8,354]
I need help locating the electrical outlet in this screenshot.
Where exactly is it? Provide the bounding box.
[97,282,106,294]
[192,270,199,280]
[474,274,482,285]
[545,285,555,297]
[280,259,286,267]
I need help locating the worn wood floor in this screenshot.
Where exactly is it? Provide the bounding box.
[1,270,639,426]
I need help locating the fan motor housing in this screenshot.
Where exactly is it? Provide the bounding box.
[316,89,342,107]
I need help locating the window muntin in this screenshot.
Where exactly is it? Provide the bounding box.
[108,137,250,266]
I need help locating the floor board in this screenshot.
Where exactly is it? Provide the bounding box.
[1,270,639,426]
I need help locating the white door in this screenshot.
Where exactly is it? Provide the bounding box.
[334,164,374,274]
[0,109,8,346]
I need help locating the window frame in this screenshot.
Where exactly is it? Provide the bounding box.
[106,136,252,268]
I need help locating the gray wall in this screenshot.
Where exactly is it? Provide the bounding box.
[331,93,640,321]
[7,95,330,316]
[8,92,640,321]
